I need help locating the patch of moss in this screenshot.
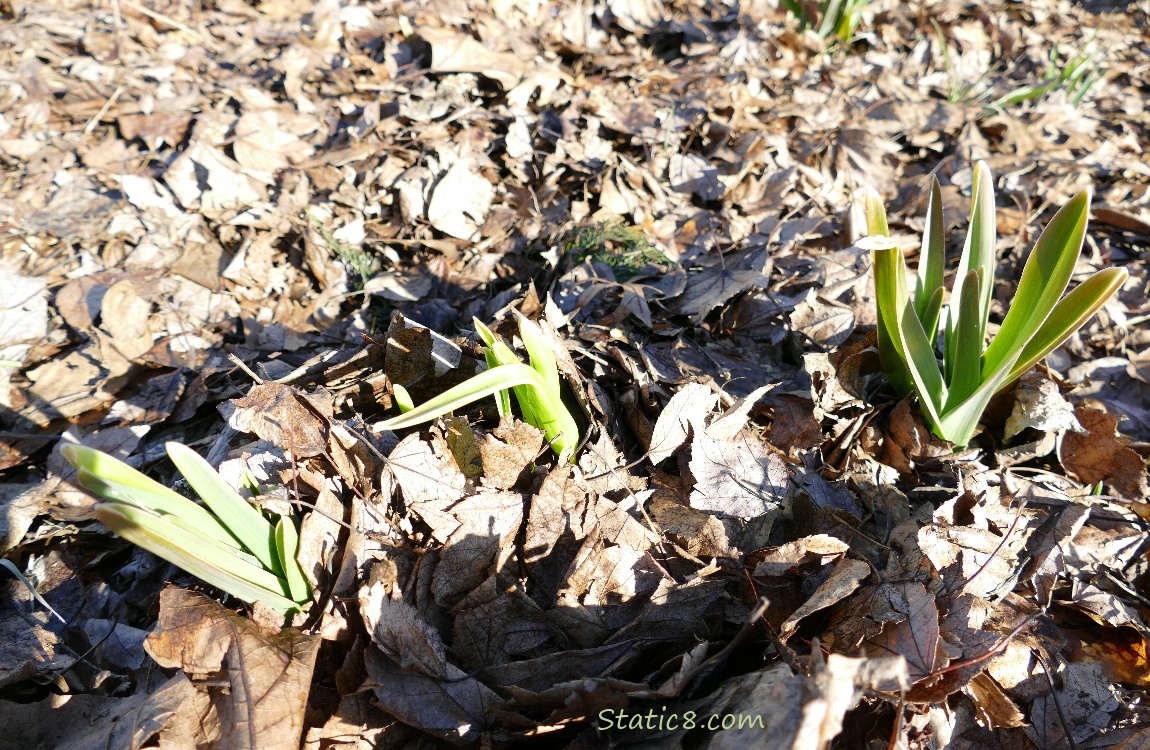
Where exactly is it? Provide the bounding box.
[564,221,668,282]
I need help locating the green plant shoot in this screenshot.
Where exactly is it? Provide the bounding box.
[864,162,1128,447]
[61,442,311,615]
[379,315,581,462]
[781,0,871,43]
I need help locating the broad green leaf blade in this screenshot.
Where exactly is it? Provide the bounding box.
[482,348,513,417]
[378,363,549,430]
[861,196,914,396]
[74,467,240,545]
[872,242,947,426]
[981,189,1091,376]
[864,188,889,237]
[869,235,915,397]
[915,177,946,335]
[990,80,1057,110]
[473,318,521,368]
[875,315,916,397]
[474,318,497,348]
[378,361,581,460]
[76,469,267,565]
[817,0,843,37]
[393,384,415,413]
[275,515,311,604]
[935,346,1029,446]
[921,286,944,349]
[947,161,996,378]
[515,313,562,400]
[165,443,281,575]
[510,382,581,462]
[96,504,299,613]
[1004,267,1128,387]
[62,444,194,508]
[945,270,983,411]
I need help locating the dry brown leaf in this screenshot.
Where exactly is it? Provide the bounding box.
[647,494,733,557]
[789,290,856,349]
[964,672,1026,729]
[1003,371,1080,448]
[768,395,825,453]
[144,587,320,750]
[689,425,788,519]
[647,382,717,465]
[0,613,66,689]
[752,534,851,578]
[868,582,941,686]
[0,263,47,392]
[422,489,523,609]
[360,576,500,745]
[779,557,871,640]
[1072,625,1150,689]
[165,140,266,217]
[1058,405,1149,500]
[426,159,495,240]
[1026,661,1124,750]
[0,672,194,750]
[224,382,333,458]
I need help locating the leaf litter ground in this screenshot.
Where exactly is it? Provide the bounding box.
[1,0,1149,748]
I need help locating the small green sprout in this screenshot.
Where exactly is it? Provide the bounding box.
[990,43,1105,111]
[380,315,581,462]
[61,442,310,615]
[864,162,1128,447]
[781,0,872,43]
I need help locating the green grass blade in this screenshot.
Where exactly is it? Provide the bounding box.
[96,504,299,613]
[981,189,1091,376]
[275,515,310,604]
[1003,267,1128,387]
[916,177,946,341]
[165,443,281,575]
[945,270,983,411]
